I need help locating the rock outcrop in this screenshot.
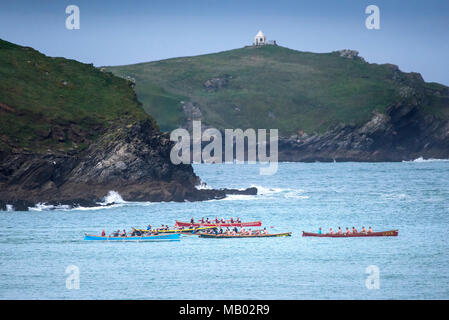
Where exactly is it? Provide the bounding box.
[278,102,449,162]
[0,119,257,211]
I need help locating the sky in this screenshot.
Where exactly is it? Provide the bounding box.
[1,0,448,85]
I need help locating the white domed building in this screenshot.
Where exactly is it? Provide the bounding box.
[254,30,266,46]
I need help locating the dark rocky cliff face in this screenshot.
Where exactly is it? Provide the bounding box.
[0,119,256,211]
[278,101,449,162]
[0,39,256,211]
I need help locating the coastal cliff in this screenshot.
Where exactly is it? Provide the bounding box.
[107,46,449,161]
[278,100,449,162]
[0,39,255,210]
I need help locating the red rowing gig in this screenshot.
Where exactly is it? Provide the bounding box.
[302,230,398,237]
[175,220,262,228]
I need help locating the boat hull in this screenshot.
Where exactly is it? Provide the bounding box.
[199,232,291,238]
[302,230,398,237]
[84,233,181,241]
[175,221,262,228]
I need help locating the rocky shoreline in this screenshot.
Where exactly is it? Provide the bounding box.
[278,102,449,162]
[0,119,257,211]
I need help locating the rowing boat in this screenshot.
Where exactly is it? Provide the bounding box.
[136,226,216,234]
[199,232,291,238]
[302,230,398,237]
[83,233,181,241]
[175,220,262,228]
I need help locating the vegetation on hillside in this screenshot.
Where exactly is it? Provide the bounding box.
[0,39,155,153]
[107,45,448,135]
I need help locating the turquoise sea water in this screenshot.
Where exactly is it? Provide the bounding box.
[1,161,449,299]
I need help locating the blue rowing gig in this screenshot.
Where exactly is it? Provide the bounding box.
[83,233,180,241]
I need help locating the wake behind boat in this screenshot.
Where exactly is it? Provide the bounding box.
[84,233,181,241]
[302,230,398,237]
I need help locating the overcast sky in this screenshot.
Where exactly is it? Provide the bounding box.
[1,0,448,85]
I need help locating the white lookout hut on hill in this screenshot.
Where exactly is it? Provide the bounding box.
[254,30,266,46]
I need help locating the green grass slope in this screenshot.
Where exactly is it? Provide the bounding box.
[0,39,153,153]
[107,45,448,135]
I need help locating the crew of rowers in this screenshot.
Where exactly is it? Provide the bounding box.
[190,217,242,224]
[100,224,268,237]
[318,226,374,235]
[104,225,167,237]
[204,226,269,236]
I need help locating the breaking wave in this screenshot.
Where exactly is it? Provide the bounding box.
[403,157,449,163]
[27,191,145,211]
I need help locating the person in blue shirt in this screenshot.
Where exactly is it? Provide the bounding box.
[318,227,322,234]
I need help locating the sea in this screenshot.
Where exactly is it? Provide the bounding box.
[1,160,449,299]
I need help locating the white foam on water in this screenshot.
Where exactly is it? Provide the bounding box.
[403,157,449,163]
[195,182,212,190]
[6,204,14,211]
[27,191,139,211]
[380,193,409,200]
[101,190,126,205]
[215,185,309,201]
[29,203,71,211]
[221,194,258,201]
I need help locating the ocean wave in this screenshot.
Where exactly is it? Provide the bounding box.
[100,190,126,205]
[403,157,449,163]
[195,182,212,190]
[29,203,72,211]
[221,194,258,201]
[27,191,156,211]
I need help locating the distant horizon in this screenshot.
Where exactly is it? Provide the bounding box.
[1,0,448,85]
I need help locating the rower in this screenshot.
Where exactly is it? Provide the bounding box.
[337,227,342,234]
[361,226,367,233]
[236,217,241,223]
[230,217,234,223]
[329,227,334,234]
[345,227,351,234]
[263,227,268,234]
[248,228,252,236]
[318,227,322,234]
[101,229,105,236]
[111,229,120,237]
[219,228,223,234]
[190,217,194,224]
[120,229,127,237]
[147,224,152,231]
[352,226,358,234]
[206,218,210,223]
[368,226,373,233]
